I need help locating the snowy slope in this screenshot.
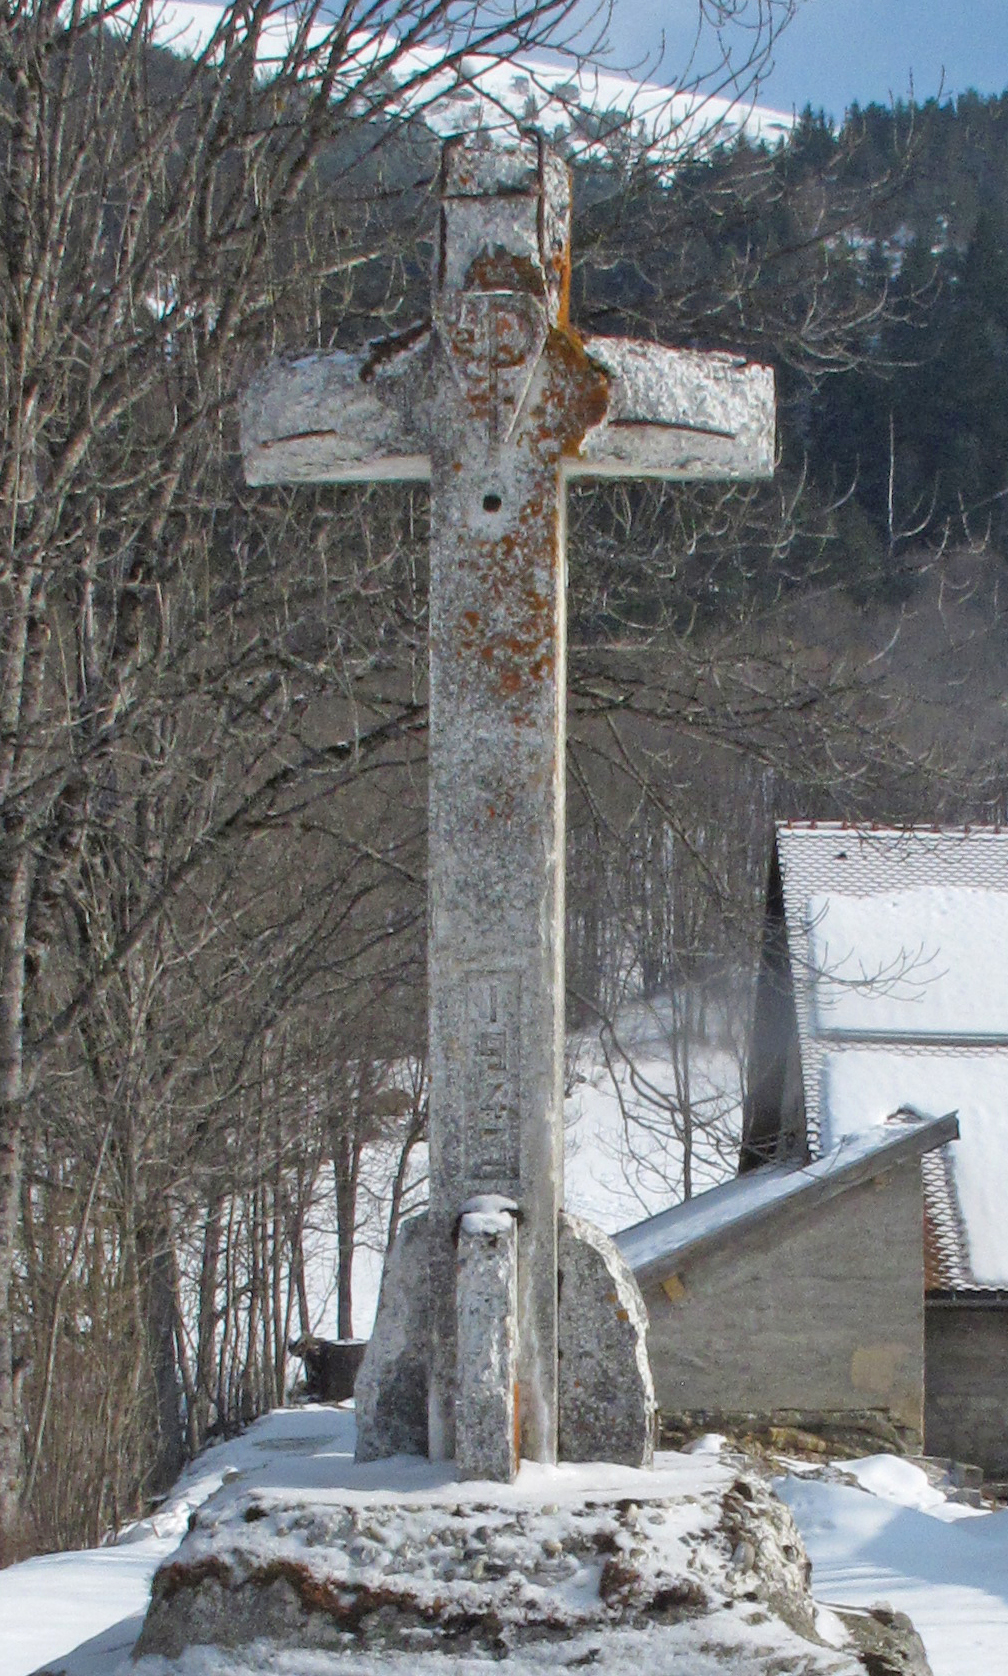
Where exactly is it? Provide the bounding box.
[137,2,793,158]
[779,1458,1008,1676]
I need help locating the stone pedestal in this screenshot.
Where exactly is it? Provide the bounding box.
[354,1216,430,1463]
[558,1213,656,1467]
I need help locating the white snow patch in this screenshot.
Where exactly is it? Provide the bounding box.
[813,1604,850,1649]
[781,1461,1008,1676]
[459,1193,518,1234]
[821,1050,1007,1283]
[807,888,1008,1041]
[682,1432,727,1455]
[841,1454,985,1523]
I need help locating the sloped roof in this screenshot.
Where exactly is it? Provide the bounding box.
[773,822,1008,1291]
[616,1112,957,1283]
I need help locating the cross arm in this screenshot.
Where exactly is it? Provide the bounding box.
[569,340,775,482]
[240,336,433,486]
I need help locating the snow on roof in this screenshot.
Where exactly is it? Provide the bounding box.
[615,1111,956,1283]
[807,888,1008,1042]
[774,824,1008,1291]
[822,1051,1006,1286]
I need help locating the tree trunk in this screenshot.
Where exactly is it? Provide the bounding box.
[333,1128,361,1340]
[0,1112,24,1554]
[142,1223,185,1491]
[0,842,32,1552]
[195,1200,222,1446]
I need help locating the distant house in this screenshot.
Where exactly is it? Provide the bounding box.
[617,1112,954,1452]
[738,822,1008,1475]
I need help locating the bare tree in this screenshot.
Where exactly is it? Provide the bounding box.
[0,0,627,1555]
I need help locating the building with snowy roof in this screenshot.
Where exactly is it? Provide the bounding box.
[737,822,1008,1474]
[616,1111,954,1454]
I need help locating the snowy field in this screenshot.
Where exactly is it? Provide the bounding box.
[3,1409,1008,1676]
[779,1456,1008,1675]
[140,1,793,160]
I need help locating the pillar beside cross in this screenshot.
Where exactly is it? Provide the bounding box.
[242,131,775,1479]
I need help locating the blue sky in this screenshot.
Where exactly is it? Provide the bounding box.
[598,0,1008,121]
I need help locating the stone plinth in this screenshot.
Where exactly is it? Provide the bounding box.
[133,1417,876,1675]
[354,1215,429,1463]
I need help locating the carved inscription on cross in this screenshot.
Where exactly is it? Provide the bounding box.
[241,132,775,1472]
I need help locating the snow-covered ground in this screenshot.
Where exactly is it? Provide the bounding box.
[3,1410,1007,1676]
[778,1456,1008,1675]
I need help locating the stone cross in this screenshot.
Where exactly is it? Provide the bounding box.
[241,132,774,1478]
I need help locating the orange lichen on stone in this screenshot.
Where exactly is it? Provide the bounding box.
[466,249,545,297]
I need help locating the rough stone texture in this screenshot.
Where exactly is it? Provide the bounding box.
[661,1408,920,1459]
[835,1604,934,1676]
[354,1208,656,1470]
[558,1212,656,1467]
[925,1297,1008,1476]
[638,1162,925,1444]
[455,1205,518,1480]
[424,134,593,1464]
[241,130,775,1474]
[577,335,775,480]
[135,1464,867,1674]
[353,1215,430,1463]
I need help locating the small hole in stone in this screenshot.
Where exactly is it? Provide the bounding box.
[482,493,502,513]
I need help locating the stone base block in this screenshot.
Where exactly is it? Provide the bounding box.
[355,1209,655,1471]
[134,1449,875,1673]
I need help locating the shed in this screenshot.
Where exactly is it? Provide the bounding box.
[739,821,1008,1474]
[616,1113,955,1450]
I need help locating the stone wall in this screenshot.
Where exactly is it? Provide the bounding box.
[925,1298,1008,1475]
[638,1162,925,1443]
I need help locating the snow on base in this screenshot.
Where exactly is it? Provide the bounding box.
[9,1408,862,1676]
[8,1417,1008,1676]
